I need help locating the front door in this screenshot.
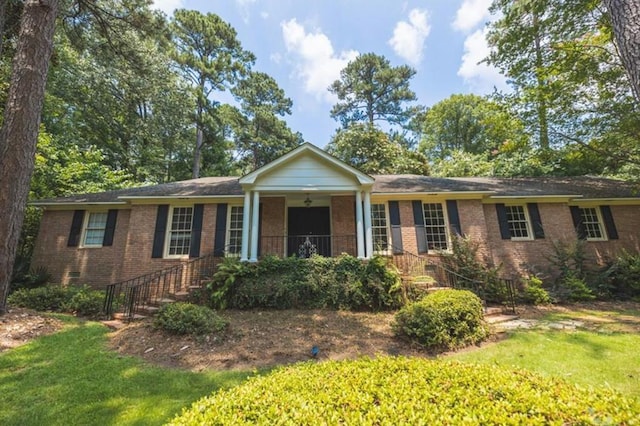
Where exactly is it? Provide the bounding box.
[287,207,331,257]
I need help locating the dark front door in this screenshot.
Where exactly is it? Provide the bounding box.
[287,207,331,257]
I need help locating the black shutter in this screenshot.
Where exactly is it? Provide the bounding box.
[495,204,511,240]
[446,200,462,236]
[412,200,428,253]
[67,210,85,247]
[213,203,228,256]
[152,205,169,258]
[102,210,118,246]
[527,203,545,239]
[569,206,586,240]
[388,201,403,254]
[189,204,204,258]
[600,205,618,240]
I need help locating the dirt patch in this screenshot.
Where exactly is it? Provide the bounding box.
[108,309,428,371]
[0,307,65,352]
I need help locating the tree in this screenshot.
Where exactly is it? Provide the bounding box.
[327,123,428,175]
[171,9,255,178]
[329,53,418,129]
[0,0,59,314]
[417,94,528,160]
[230,71,302,172]
[604,0,640,101]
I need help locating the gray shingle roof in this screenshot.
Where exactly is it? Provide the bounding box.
[33,174,639,205]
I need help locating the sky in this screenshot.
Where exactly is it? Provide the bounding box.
[152,0,508,147]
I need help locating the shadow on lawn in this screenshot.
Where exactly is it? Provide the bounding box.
[0,320,251,426]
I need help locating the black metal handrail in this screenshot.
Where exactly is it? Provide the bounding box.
[389,246,517,313]
[103,251,221,321]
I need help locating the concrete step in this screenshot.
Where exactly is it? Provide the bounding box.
[173,291,190,300]
[485,314,519,324]
[113,312,147,321]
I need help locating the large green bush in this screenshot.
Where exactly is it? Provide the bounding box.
[169,357,639,425]
[153,302,227,336]
[393,289,487,351]
[8,285,105,318]
[206,254,402,311]
[601,250,640,300]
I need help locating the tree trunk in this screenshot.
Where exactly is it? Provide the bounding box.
[0,0,59,314]
[604,0,640,101]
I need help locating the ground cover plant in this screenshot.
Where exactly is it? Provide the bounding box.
[0,316,251,426]
[169,356,640,425]
[7,284,104,318]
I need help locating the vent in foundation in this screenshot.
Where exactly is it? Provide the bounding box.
[68,271,81,279]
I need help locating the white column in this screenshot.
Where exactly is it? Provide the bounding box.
[240,191,251,261]
[355,190,365,259]
[249,190,260,262]
[363,190,373,259]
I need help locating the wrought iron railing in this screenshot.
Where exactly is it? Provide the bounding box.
[259,234,357,258]
[389,247,517,313]
[103,251,221,321]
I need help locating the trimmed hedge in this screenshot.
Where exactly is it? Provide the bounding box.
[393,289,487,351]
[153,302,227,336]
[7,285,104,318]
[169,357,640,425]
[207,254,403,311]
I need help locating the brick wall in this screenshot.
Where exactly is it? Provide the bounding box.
[31,209,131,287]
[331,195,356,256]
[260,197,285,256]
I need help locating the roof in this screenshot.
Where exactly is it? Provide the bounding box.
[32,174,639,206]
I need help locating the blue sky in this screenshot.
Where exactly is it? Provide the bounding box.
[153,0,507,147]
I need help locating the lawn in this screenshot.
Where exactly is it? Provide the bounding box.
[0,316,252,426]
[450,305,640,398]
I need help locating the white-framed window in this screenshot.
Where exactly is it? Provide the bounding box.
[371,203,390,254]
[82,212,108,247]
[166,206,193,257]
[580,207,606,240]
[226,205,244,256]
[423,203,449,250]
[505,205,533,240]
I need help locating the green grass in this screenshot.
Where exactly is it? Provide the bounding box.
[0,316,252,426]
[450,316,640,398]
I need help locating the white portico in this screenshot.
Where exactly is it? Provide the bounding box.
[237,143,375,262]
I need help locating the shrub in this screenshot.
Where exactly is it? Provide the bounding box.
[393,289,488,351]
[8,285,69,311]
[169,357,640,425]
[519,275,551,305]
[8,284,105,318]
[206,254,402,311]
[547,240,597,302]
[154,302,227,336]
[63,286,105,318]
[600,250,640,300]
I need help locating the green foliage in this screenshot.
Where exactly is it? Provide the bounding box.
[169,356,639,425]
[10,255,51,291]
[7,285,105,318]
[8,285,68,312]
[207,255,403,311]
[600,250,640,300]
[547,240,596,302]
[154,302,227,336]
[519,275,551,305]
[394,289,488,351]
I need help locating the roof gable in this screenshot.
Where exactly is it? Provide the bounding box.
[239,143,374,191]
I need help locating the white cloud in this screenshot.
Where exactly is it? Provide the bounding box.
[235,0,257,23]
[388,9,431,66]
[457,27,508,93]
[452,0,492,33]
[151,0,184,15]
[281,19,358,102]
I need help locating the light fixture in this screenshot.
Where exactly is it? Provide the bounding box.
[304,194,312,207]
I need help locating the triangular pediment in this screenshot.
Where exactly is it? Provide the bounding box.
[239,143,374,191]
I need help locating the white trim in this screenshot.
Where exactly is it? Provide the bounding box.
[355,191,364,259]
[363,191,373,259]
[370,202,392,256]
[503,204,534,241]
[164,206,194,259]
[240,193,251,261]
[250,191,260,262]
[79,211,108,248]
[226,204,246,257]
[421,201,452,252]
[580,206,608,241]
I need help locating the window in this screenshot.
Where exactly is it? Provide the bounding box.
[167,207,193,256]
[371,203,390,253]
[227,206,244,256]
[82,212,108,247]
[505,205,532,240]
[580,207,606,240]
[423,203,448,250]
